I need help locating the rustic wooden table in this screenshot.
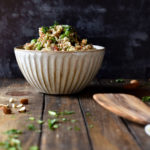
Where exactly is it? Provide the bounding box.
[0,79,150,150]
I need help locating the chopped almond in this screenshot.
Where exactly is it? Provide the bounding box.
[9,98,15,103]
[16,104,23,108]
[124,79,140,89]
[12,103,16,108]
[2,106,11,114]
[20,98,28,104]
[18,106,26,113]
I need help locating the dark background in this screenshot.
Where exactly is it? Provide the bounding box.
[0,0,150,78]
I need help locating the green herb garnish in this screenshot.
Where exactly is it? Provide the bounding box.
[60,34,65,39]
[36,42,42,50]
[29,117,35,121]
[0,129,22,150]
[50,37,57,43]
[71,119,76,123]
[115,79,125,83]
[85,112,91,116]
[62,118,67,122]
[142,96,150,102]
[37,120,44,124]
[48,119,59,130]
[27,124,36,131]
[41,26,49,34]
[5,129,22,135]
[48,110,57,117]
[89,124,94,128]
[29,146,39,150]
[74,126,80,131]
[67,127,72,130]
[59,110,75,115]
[31,39,37,44]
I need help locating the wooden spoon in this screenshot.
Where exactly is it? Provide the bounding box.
[93,93,150,125]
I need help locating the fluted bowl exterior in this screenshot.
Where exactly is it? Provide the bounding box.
[14,45,105,94]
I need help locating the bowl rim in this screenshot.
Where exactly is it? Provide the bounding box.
[14,45,105,54]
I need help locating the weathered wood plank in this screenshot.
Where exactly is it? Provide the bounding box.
[40,95,91,150]
[78,80,141,150]
[0,79,43,150]
[123,83,150,150]
[98,79,150,150]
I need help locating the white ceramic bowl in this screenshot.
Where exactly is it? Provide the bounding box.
[14,45,105,94]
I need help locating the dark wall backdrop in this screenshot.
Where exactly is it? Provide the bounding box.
[0,0,150,78]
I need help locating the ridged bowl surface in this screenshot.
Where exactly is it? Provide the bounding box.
[14,45,105,94]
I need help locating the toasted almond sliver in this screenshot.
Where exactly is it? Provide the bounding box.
[16,104,23,108]
[12,103,16,108]
[2,106,11,114]
[20,98,28,104]
[9,98,15,103]
[18,106,26,113]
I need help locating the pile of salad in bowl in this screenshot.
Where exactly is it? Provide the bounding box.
[24,23,93,51]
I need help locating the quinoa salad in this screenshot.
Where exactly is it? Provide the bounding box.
[23,22,94,51]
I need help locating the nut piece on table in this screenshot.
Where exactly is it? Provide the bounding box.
[16,104,23,108]
[124,79,140,89]
[18,106,26,113]
[20,98,28,104]
[2,106,11,114]
[9,98,15,103]
[12,103,16,108]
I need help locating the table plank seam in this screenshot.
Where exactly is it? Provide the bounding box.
[121,118,143,150]
[38,94,46,150]
[78,97,94,150]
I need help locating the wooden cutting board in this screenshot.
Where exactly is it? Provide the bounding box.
[93,93,150,125]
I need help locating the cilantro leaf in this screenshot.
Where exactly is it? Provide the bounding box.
[142,96,150,102]
[29,146,39,150]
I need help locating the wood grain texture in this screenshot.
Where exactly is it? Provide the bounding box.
[78,83,141,150]
[97,79,150,150]
[93,93,150,125]
[40,95,91,150]
[123,84,150,150]
[0,79,43,150]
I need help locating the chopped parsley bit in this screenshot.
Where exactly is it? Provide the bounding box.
[31,39,37,44]
[0,129,22,150]
[71,119,76,123]
[5,129,22,135]
[59,110,75,115]
[28,124,36,131]
[115,79,125,83]
[36,42,42,50]
[48,110,57,117]
[67,127,72,130]
[62,118,67,121]
[29,146,39,150]
[29,117,35,121]
[60,34,65,39]
[37,120,44,124]
[89,124,94,128]
[142,96,150,102]
[50,37,57,43]
[53,124,59,129]
[48,119,59,130]
[74,126,80,131]
[41,26,49,34]
[85,112,91,116]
